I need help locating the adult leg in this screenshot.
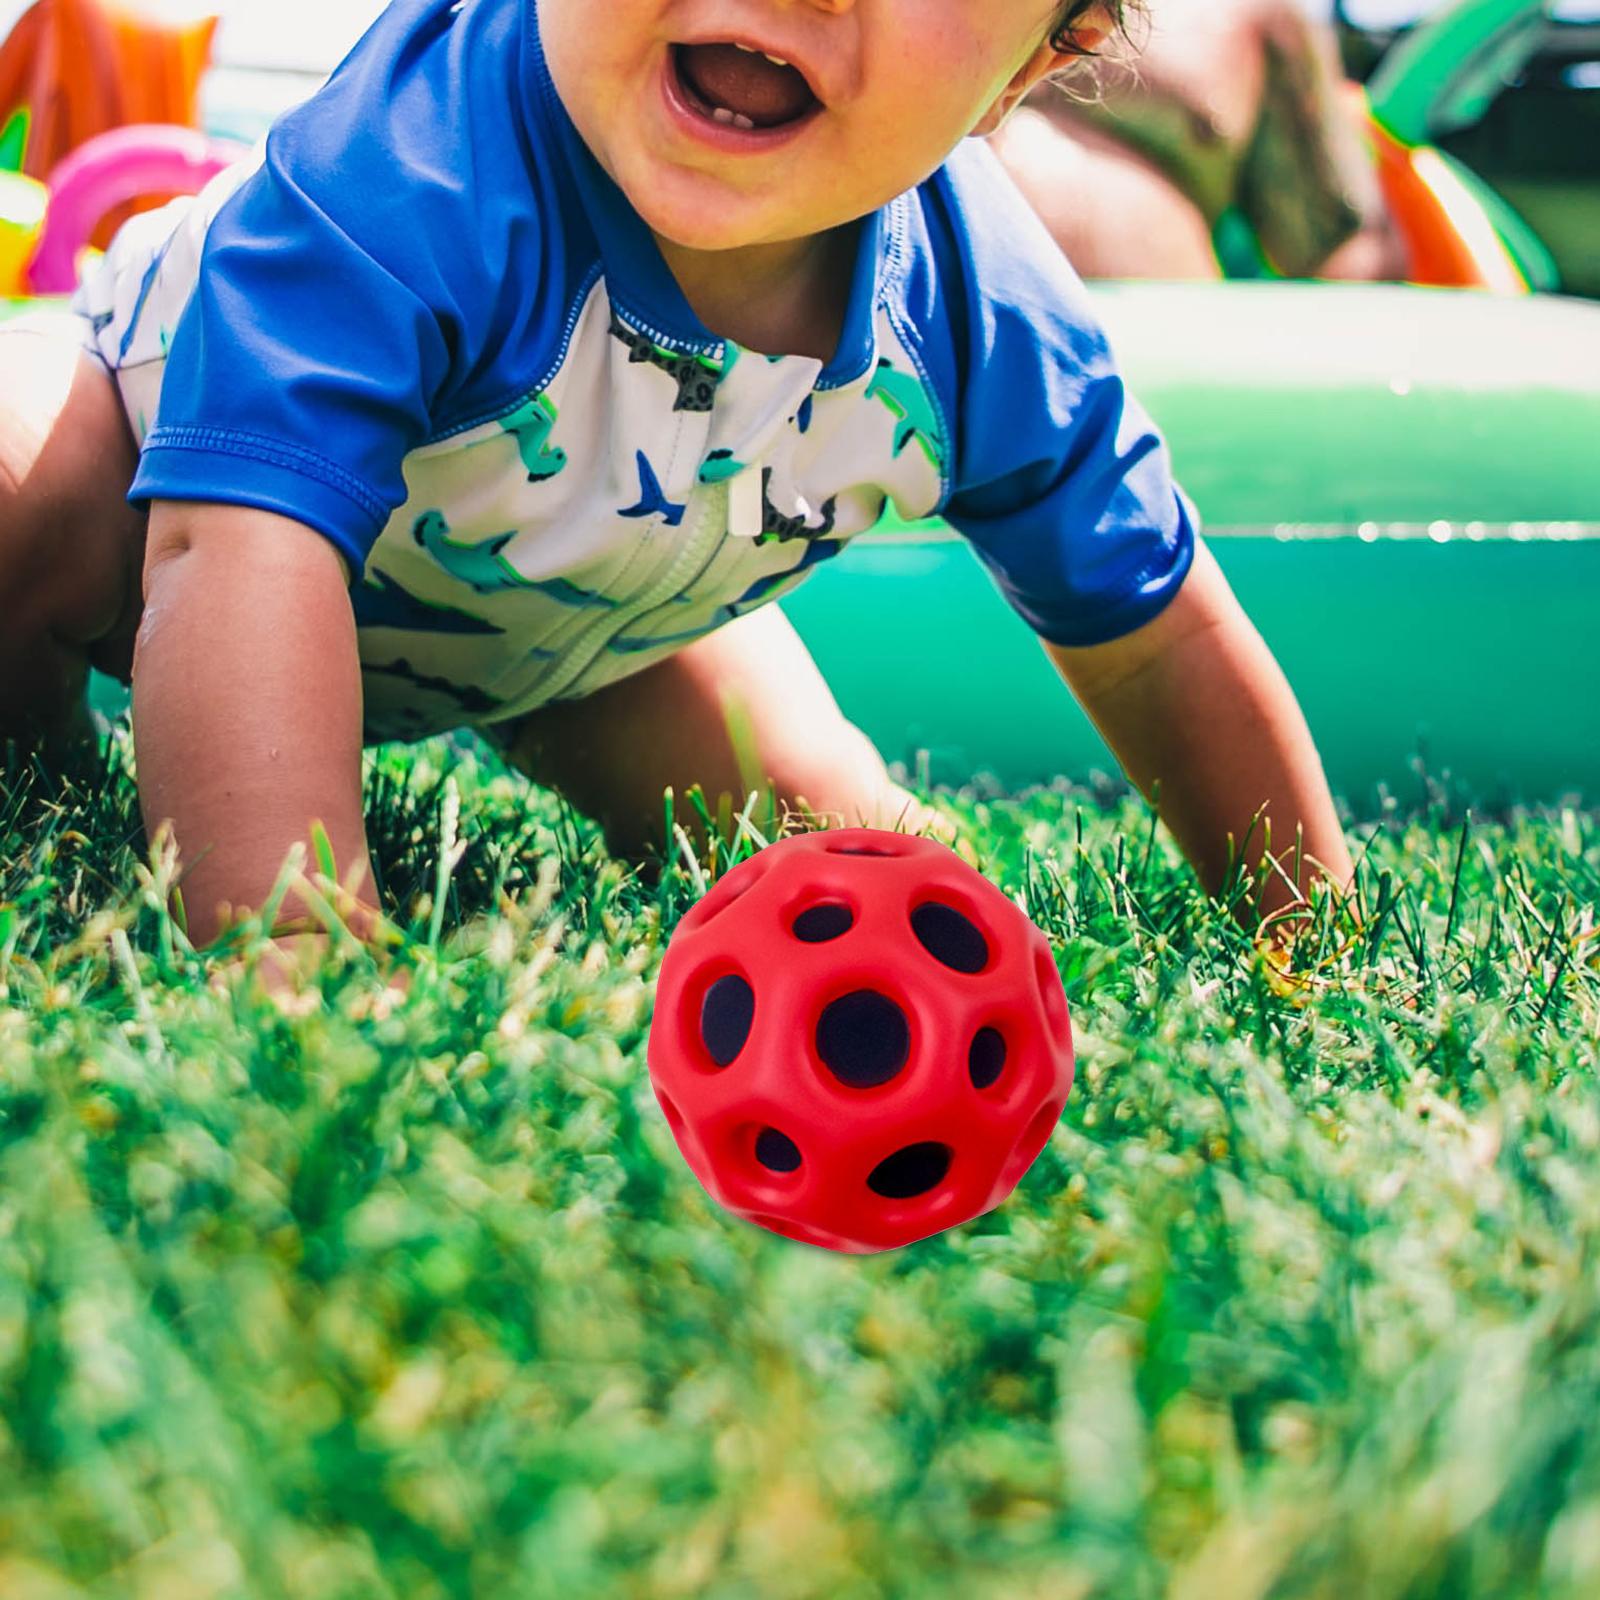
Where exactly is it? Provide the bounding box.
[988,108,1221,280]
[486,602,953,874]
[0,312,148,756]
[1006,0,1404,281]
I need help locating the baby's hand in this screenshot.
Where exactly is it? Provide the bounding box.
[880,784,980,868]
[898,794,958,847]
[210,932,412,1018]
[195,843,406,1017]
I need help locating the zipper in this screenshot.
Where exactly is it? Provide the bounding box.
[535,477,735,703]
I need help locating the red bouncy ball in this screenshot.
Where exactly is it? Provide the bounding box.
[647,827,1075,1254]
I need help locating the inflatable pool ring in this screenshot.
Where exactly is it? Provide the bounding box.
[27,122,241,293]
[0,0,218,181]
[3,278,1597,803]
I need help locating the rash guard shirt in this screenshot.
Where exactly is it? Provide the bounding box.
[76,0,1198,744]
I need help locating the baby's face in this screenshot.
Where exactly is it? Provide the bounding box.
[540,0,1068,254]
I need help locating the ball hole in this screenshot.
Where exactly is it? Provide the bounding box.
[793,902,854,943]
[1015,1101,1062,1176]
[744,1211,813,1247]
[911,901,990,974]
[867,1141,952,1200]
[817,989,910,1088]
[679,850,773,933]
[754,1127,802,1173]
[657,1092,689,1142]
[701,973,755,1067]
[822,833,903,858]
[968,1025,1006,1090]
[680,877,751,934]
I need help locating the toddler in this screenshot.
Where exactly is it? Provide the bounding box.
[0,0,1353,961]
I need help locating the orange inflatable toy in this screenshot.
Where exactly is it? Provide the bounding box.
[1364,113,1525,294]
[0,0,219,246]
[1343,83,1526,295]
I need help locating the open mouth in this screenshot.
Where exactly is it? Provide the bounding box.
[668,41,822,135]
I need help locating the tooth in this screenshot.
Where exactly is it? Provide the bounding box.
[732,113,756,130]
[734,42,756,53]
[712,107,736,124]
[764,53,790,66]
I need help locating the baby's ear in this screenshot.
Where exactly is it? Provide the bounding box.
[971,30,1099,139]
[1056,19,1111,56]
[1054,0,1120,58]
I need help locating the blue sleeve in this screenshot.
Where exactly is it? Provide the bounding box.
[924,140,1198,649]
[128,0,522,581]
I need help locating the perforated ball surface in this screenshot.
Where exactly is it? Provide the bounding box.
[646,827,1075,1254]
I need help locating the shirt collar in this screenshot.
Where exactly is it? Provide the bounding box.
[523,0,890,388]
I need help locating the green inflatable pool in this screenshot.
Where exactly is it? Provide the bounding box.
[8,280,1597,805]
[788,279,1600,808]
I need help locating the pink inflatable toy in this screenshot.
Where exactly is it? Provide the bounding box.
[29,122,242,294]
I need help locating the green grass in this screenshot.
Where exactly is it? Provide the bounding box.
[2,723,1599,1599]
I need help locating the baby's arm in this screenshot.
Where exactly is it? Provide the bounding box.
[1045,535,1355,935]
[135,500,383,954]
